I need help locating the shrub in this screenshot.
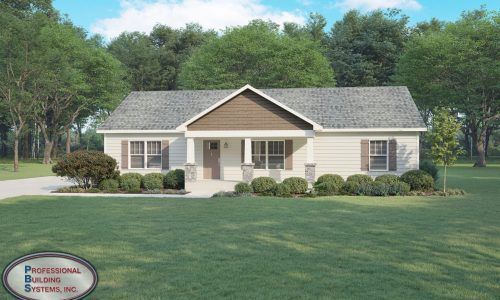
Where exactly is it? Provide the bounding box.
[314,174,344,194]
[315,182,339,196]
[370,181,389,196]
[355,182,374,196]
[282,177,308,194]
[387,182,411,196]
[99,179,119,193]
[273,183,291,197]
[142,173,164,190]
[234,182,253,194]
[55,186,85,193]
[343,174,373,194]
[375,174,400,185]
[400,170,435,191]
[420,160,439,182]
[86,188,101,193]
[120,174,142,193]
[212,191,237,197]
[120,173,143,187]
[251,177,277,194]
[52,151,117,189]
[164,169,185,190]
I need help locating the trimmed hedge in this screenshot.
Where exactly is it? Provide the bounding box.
[52,151,118,189]
[98,179,119,193]
[282,177,308,194]
[120,175,141,193]
[343,174,373,194]
[315,181,339,196]
[142,173,164,190]
[273,183,291,197]
[400,170,434,191]
[375,174,400,185]
[234,182,253,194]
[388,182,410,196]
[251,177,277,194]
[419,160,439,182]
[164,169,185,190]
[314,174,344,194]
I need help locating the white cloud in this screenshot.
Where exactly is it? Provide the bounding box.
[92,0,306,39]
[333,0,422,11]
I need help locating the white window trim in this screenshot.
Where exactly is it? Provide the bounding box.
[128,140,163,170]
[252,140,285,170]
[368,139,389,172]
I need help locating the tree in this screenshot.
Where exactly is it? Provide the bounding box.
[284,13,327,44]
[394,7,499,167]
[326,9,409,87]
[178,20,335,89]
[108,24,215,91]
[32,22,127,163]
[426,108,463,192]
[0,1,53,171]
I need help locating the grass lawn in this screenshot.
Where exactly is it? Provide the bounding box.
[0,165,499,299]
[0,159,54,181]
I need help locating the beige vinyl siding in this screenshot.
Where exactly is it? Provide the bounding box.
[314,132,419,178]
[103,131,420,179]
[104,133,186,174]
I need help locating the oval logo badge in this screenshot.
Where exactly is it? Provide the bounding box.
[2,252,98,300]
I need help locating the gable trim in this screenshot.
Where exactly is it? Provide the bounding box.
[176,84,323,131]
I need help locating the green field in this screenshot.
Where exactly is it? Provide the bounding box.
[0,164,499,299]
[0,159,54,181]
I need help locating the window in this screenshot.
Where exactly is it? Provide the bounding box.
[147,141,161,168]
[130,141,162,169]
[267,141,284,169]
[252,141,266,169]
[209,142,218,150]
[369,140,388,171]
[130,141,144,168]
[251,141,285,170]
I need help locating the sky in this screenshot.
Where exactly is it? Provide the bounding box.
[53,0,499,40]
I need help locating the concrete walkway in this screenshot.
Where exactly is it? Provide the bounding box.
[0,177,233,200]
[0,176,72,200]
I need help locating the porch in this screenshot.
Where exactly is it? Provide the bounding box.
[183,131,317,192]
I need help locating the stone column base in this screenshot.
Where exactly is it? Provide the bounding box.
[184,163,197,182]
[241,163,255,182]
[305,163,316,184]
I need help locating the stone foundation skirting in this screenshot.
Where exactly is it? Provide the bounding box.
[184,163,197,182]
[304,163,316,184]
[241,163,255,182]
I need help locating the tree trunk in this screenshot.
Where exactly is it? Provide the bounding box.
[66,127,71,154]
[443,165,447,193]
[51,134,58,160]
[484,126,493,158]
[0,127,7,157]
[22,130,30,160]
[13,131,19,172]
[473,130,487,167]
[43,140,53,164]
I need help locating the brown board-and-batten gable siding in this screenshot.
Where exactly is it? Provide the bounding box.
[187,90,313,131]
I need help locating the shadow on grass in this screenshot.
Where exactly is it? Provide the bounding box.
[0,192,498,299]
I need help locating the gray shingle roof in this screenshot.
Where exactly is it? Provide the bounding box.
[98,86,425,130]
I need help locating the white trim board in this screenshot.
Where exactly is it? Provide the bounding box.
[185,130,315,138]
[175,84,323,131]
[319,128,427,132]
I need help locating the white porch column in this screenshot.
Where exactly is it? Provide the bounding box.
[244,138,252,164]
[305,137,316,185]
[185,137,197,183]
[306,137,314,164]
[186,137,195,164]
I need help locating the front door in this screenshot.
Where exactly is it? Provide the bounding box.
[203,140,220,179]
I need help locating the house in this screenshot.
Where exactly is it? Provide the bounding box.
[97,84,426,192]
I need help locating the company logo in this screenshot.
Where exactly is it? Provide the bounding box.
[2,252,98,300]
